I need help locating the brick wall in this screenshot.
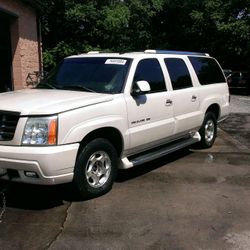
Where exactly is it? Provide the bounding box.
[0,0,41,90]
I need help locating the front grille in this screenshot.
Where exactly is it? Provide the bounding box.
[0,111,20,141]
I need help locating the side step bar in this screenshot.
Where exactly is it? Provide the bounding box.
[128,136,200,167]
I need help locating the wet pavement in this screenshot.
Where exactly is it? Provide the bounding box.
[0,95,250,250]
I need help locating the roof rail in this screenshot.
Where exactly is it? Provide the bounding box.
[144,49,209,56]
[87,51,100,54]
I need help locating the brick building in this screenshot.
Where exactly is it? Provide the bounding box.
[0,0,42,92]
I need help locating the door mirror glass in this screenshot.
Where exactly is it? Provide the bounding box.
[131,80,151,96]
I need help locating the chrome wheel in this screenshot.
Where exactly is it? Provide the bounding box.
[85,151,111,188]
[197,112,217,149]
[204,119,215,143]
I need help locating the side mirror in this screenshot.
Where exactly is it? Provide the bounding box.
[131,80,151,96]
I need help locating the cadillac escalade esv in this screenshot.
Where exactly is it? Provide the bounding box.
[0,50,230,198]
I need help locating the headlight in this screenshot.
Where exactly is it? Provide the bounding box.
[22,116,58,145]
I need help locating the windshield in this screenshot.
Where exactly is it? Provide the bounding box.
[37,57,131,94]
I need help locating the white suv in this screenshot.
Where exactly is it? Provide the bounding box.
[0,50,230,198]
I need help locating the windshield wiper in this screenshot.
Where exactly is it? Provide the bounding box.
[61,85,96,93]
[37,82,57,89]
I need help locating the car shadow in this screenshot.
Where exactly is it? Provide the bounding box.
[1,148,192,210]
[1,181,80,210]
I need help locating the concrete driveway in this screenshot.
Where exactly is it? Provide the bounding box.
[0,95,250,250]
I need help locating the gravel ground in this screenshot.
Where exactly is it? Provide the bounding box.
[220,94,250,150]
[229,95,250,114]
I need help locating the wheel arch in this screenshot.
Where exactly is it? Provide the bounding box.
[205,103,221,121]
[77,127,124,158]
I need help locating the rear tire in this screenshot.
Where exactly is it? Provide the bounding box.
[197,112,217,148]
[73,138,118,198]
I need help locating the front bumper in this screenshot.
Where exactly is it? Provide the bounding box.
[0,143,79,185]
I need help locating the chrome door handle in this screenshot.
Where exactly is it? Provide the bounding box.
[191,95,197,102]
[166,99,173,106]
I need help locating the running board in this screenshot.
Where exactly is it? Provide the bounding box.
[128,137,199,167]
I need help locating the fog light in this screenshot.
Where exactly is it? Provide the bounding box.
[24,171,39,178]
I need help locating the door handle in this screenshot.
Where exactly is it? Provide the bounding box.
[191,95,197,102]
[166,99,173,106]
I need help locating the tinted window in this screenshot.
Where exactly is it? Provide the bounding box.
[133,59,166,93]
[189,57,225,85]
[231,72,240,78]
[38,57,131,94]
[242,72,250,80]
[230,72,240,82]
[164,58,192,90]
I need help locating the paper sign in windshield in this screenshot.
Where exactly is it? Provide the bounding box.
[105,59,127,65]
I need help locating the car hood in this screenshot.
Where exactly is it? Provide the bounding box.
[0,89,114,115]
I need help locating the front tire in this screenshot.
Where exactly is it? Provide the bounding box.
[73,138,118,198]
[198,112,217,148]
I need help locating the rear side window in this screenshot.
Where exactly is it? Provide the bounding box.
[189,57,225,85]
[133,59,166,93]
[164,58,193,90]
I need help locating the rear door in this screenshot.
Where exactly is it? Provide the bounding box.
[164,58,201,134]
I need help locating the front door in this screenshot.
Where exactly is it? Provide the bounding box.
[125,58,175,154]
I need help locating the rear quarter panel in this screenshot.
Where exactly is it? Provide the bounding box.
[198,83,230,122]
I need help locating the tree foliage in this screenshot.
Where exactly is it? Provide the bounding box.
[41,0,250,70]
